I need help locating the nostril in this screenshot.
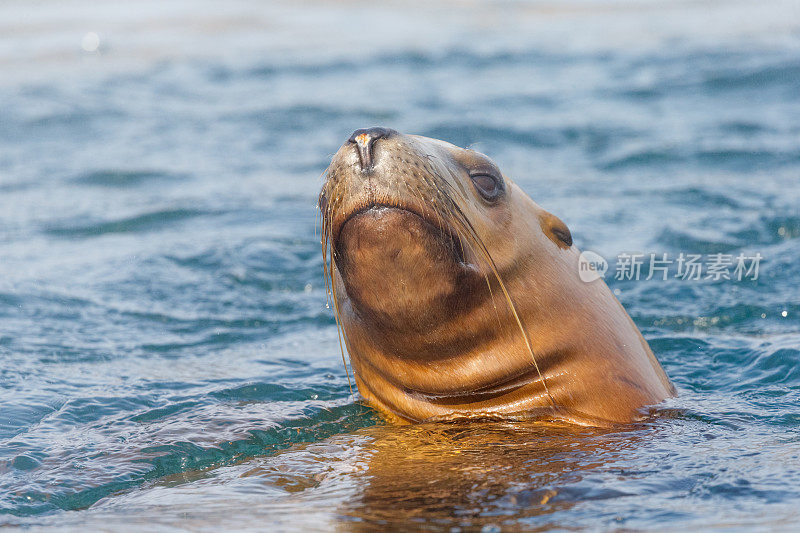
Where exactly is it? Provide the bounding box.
[347,127,396,145]
[347,127,398,171]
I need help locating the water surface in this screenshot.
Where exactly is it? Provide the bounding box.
[1,0,800,530]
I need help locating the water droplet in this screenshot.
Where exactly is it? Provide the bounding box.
[81,32,100,53]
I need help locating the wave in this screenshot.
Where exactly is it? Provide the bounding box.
[1,402,378,518]
[73,170,186,188]
[43,209,216,238]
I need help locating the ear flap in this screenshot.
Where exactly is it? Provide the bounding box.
[539,212,573,249]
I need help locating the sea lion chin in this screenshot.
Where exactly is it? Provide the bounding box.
[334,205,470,330]
[319,127,675,426]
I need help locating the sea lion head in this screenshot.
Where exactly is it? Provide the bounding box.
[320,128,570,326]
[319,128,673,425]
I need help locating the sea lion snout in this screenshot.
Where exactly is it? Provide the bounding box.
[320,130,488,328]
[347,127,398,171]
[322,130,467,256]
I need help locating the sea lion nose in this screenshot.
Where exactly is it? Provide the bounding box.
[348,127,397,171]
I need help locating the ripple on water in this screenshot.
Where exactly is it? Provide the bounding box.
[1,403,380,517]
[72,170,187,188]
[43,209,218,239]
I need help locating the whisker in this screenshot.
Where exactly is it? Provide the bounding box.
[329,255,354,399]
[436,180,557,411]
[320,177,354,399]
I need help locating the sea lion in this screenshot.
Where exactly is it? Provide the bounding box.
[319,127,675,425]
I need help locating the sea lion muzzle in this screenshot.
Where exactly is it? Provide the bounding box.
[347,127,398,171]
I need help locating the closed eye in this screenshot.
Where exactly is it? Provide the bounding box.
[470,173,502,201]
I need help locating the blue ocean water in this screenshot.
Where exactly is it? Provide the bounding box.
[1,1,800,530]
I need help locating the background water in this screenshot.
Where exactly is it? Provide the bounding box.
[2,0,800,530]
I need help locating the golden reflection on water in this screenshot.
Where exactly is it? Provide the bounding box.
[88,418,658,530]
[333,421,642,530]
[219,419,651,530]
